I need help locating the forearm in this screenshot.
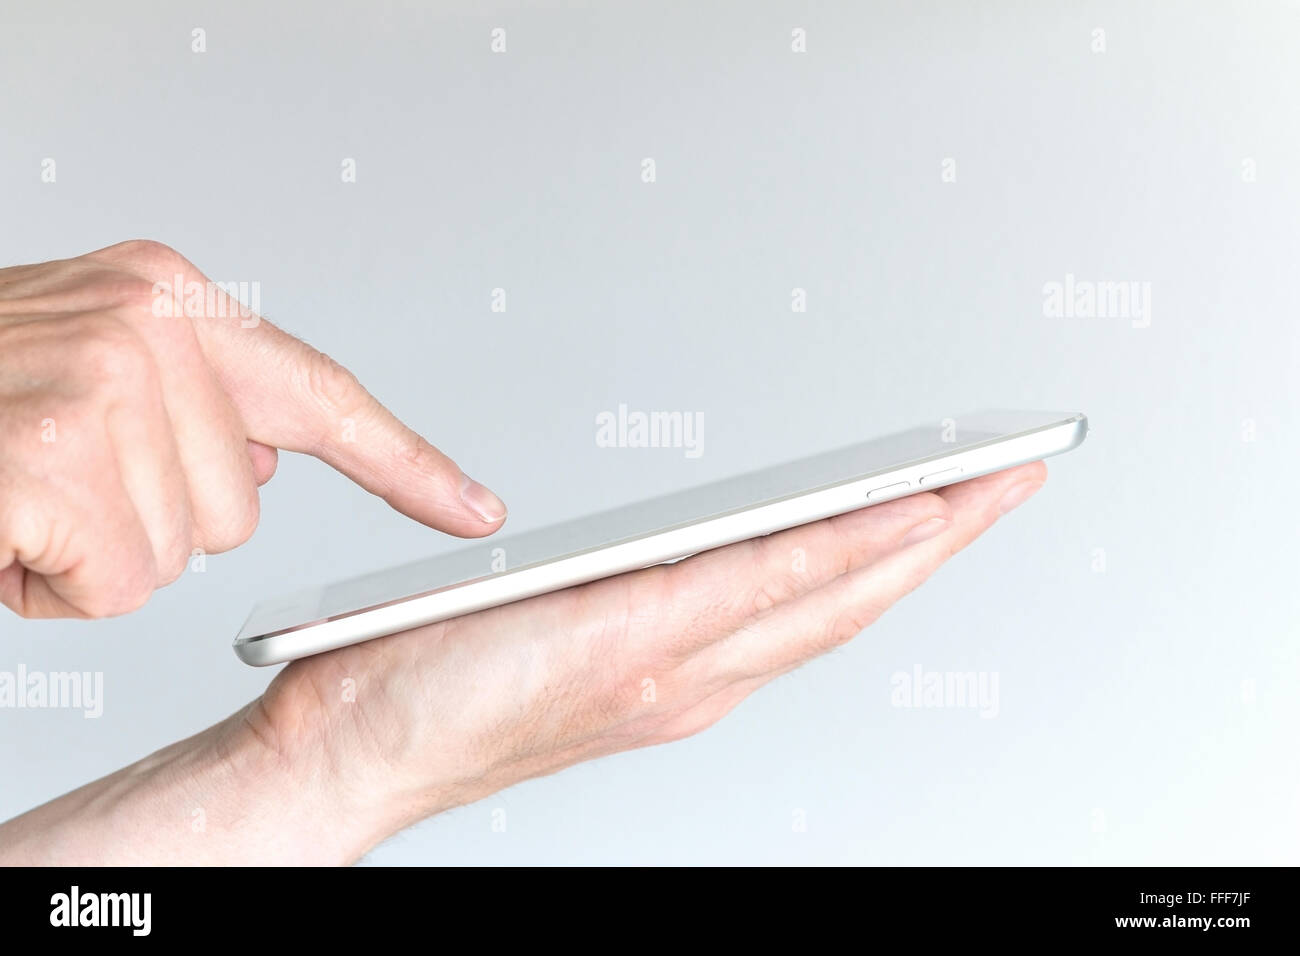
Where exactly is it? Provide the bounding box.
[0,707,374,866]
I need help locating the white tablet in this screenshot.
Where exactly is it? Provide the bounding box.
[234,409,1087,665]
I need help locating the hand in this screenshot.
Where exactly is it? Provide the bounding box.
[0,462,1045,864]
[0,241,506,618]
[249,461,1047,862]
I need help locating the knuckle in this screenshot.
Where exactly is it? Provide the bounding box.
[87,573,154,618]
[96,239,188,277]
[0,505,58,567]
[66,316,157,390]
[751,569,804,616]
[827,519,868,576]
[301,348,364,418]
[233,495,262,544]
[213,486,261,554]
[751,577,787,614]
[118,580,155,616]
[156,543,190,587]
[746,538,806,615]
[821,603,881,650]
[393,430,434,469]
[200,493,261,553]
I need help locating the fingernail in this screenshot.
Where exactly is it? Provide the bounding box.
[901,517,949,547]
[459,473,507,522]
[999,481,1043,515]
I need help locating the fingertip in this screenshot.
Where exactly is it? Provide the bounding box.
[1018,460,1049,485]
[448,513,508,538]
[458,473,508,524]
[990,462,1048,515]
[893,493,954,546]
[987,460,1048,488]
[998,479,1044,515]
[900,515,951,547]
[247,440,279,486]
[391,495,508,539]
[935,460,1048,502]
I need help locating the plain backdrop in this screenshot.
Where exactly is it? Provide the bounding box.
[1,0,1297,864]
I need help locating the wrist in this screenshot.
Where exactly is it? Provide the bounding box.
[0,704,380,865]
[246,659,480,858]
[216,700,394,865]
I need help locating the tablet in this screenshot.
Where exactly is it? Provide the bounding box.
[233,409,1087,665]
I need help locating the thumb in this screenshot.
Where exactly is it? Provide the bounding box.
[198,316,507,538]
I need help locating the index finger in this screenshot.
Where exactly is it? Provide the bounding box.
[198,314,507,538]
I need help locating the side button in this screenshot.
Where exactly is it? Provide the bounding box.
[866,481,911,501]
[919,467,963,488]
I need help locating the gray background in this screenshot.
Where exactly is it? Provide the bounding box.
[2,0,1297,864]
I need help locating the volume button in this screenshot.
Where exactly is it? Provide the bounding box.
[918,467,963,488]
[865,481,911,501]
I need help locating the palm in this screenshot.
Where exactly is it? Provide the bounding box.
[252,463,1044,819]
